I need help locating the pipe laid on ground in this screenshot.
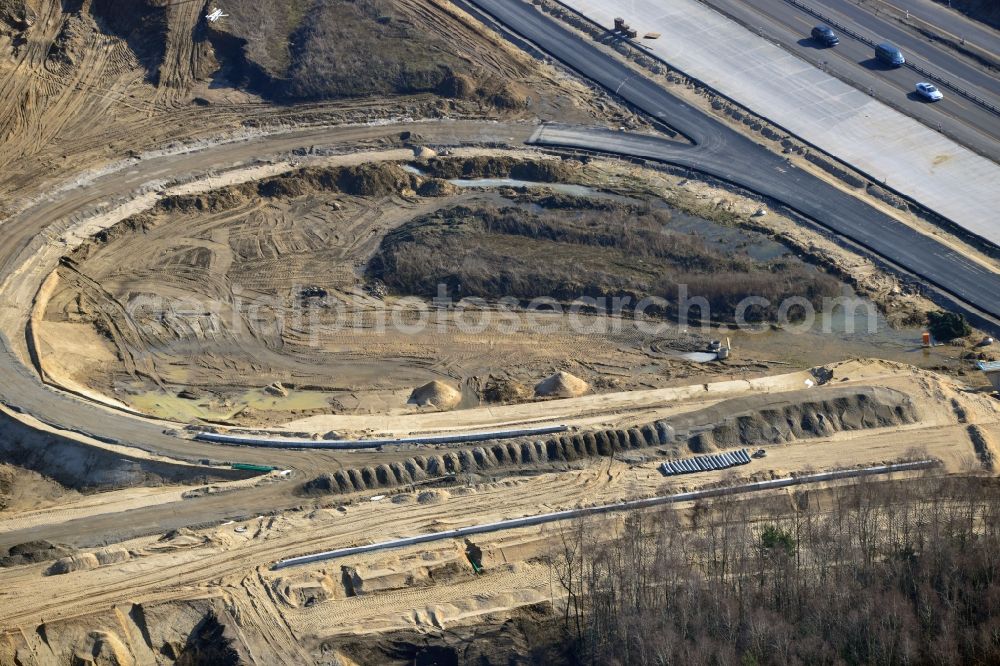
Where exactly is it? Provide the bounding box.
[195,424,569,450]
[272,459,938,569]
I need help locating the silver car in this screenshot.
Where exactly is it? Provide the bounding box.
[915,82,943,101]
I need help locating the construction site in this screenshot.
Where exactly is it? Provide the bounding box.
[0,0,998,663]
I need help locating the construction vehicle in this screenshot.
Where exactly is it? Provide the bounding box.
[612,17,638,39]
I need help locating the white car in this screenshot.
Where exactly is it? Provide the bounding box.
[915,82,943,102]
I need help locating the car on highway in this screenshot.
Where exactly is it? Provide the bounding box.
[915,82,943,102]
[875,42,905,67]
[810,25,839,47]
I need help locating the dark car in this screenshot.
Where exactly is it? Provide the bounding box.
[811,25,839,46]
[875,42,905,66]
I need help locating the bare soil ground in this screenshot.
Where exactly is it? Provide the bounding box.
[35,152,987,429]
[0,359,997,663]
[2,0,998,661]
[0,464,76,514]
[0,0,624,213]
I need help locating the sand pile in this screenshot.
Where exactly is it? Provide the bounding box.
[408,381,461,410]
[47,553,100,575]
[418,489,450,504]
[46,546,132,575]
[534,371,589,398]
[483,376,531,404]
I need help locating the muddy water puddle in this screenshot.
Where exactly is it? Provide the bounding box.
[128,387,335,423]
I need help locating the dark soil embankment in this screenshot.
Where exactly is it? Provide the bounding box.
[968,424,996,470]
[0,0,33,31]
[327,607,560,666]
[368,202,842,324]
[0,540,74,568]
[0,409,255,491]
[676,386,918,452]
[420,156,578,181]
[302,386,918,495]
[203,0,527,105]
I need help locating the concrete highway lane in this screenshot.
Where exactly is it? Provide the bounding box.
[700,0,1000,151]
[466,0,1000,327]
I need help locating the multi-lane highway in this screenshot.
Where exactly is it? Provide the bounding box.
[870,0,1000,65]
[699,0,1000,159]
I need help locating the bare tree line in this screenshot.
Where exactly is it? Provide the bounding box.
[547,475,1000,665]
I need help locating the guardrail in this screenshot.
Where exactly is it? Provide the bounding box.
[782,0,1000,116]
[194,424,569,449]
[271,459,939,569]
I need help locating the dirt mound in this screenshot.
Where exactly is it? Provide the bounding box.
[408,381,462,410]
[968,425,996,470]
[423,157,576,182]
[46,552,100,575]
[1,540,74,567]
[336,162,413,197]
[159,189,249,214]
[534,371,589,398]
[483,376,531,404]
[0,0,33,30]
[95,546,132,566]
[438,73,477,99]
[306,386,920,495]
[301,473,338,495]
[418,489,450,504]
[677,386,918,451]
[164,610,242,665]
[416,178,458,197]
[308,421,676,495]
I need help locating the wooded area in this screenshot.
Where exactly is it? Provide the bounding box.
[548,475,1000,665]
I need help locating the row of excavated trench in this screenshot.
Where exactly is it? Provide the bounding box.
[303,387,920,496]
[305,420,676,495]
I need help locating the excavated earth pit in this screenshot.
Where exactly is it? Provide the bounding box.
[34,155,914,429]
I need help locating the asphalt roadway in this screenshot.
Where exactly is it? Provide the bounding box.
[466,0,1000,325]
[876,0,1000,62]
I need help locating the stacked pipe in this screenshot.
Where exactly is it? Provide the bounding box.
[660,448,751,476]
